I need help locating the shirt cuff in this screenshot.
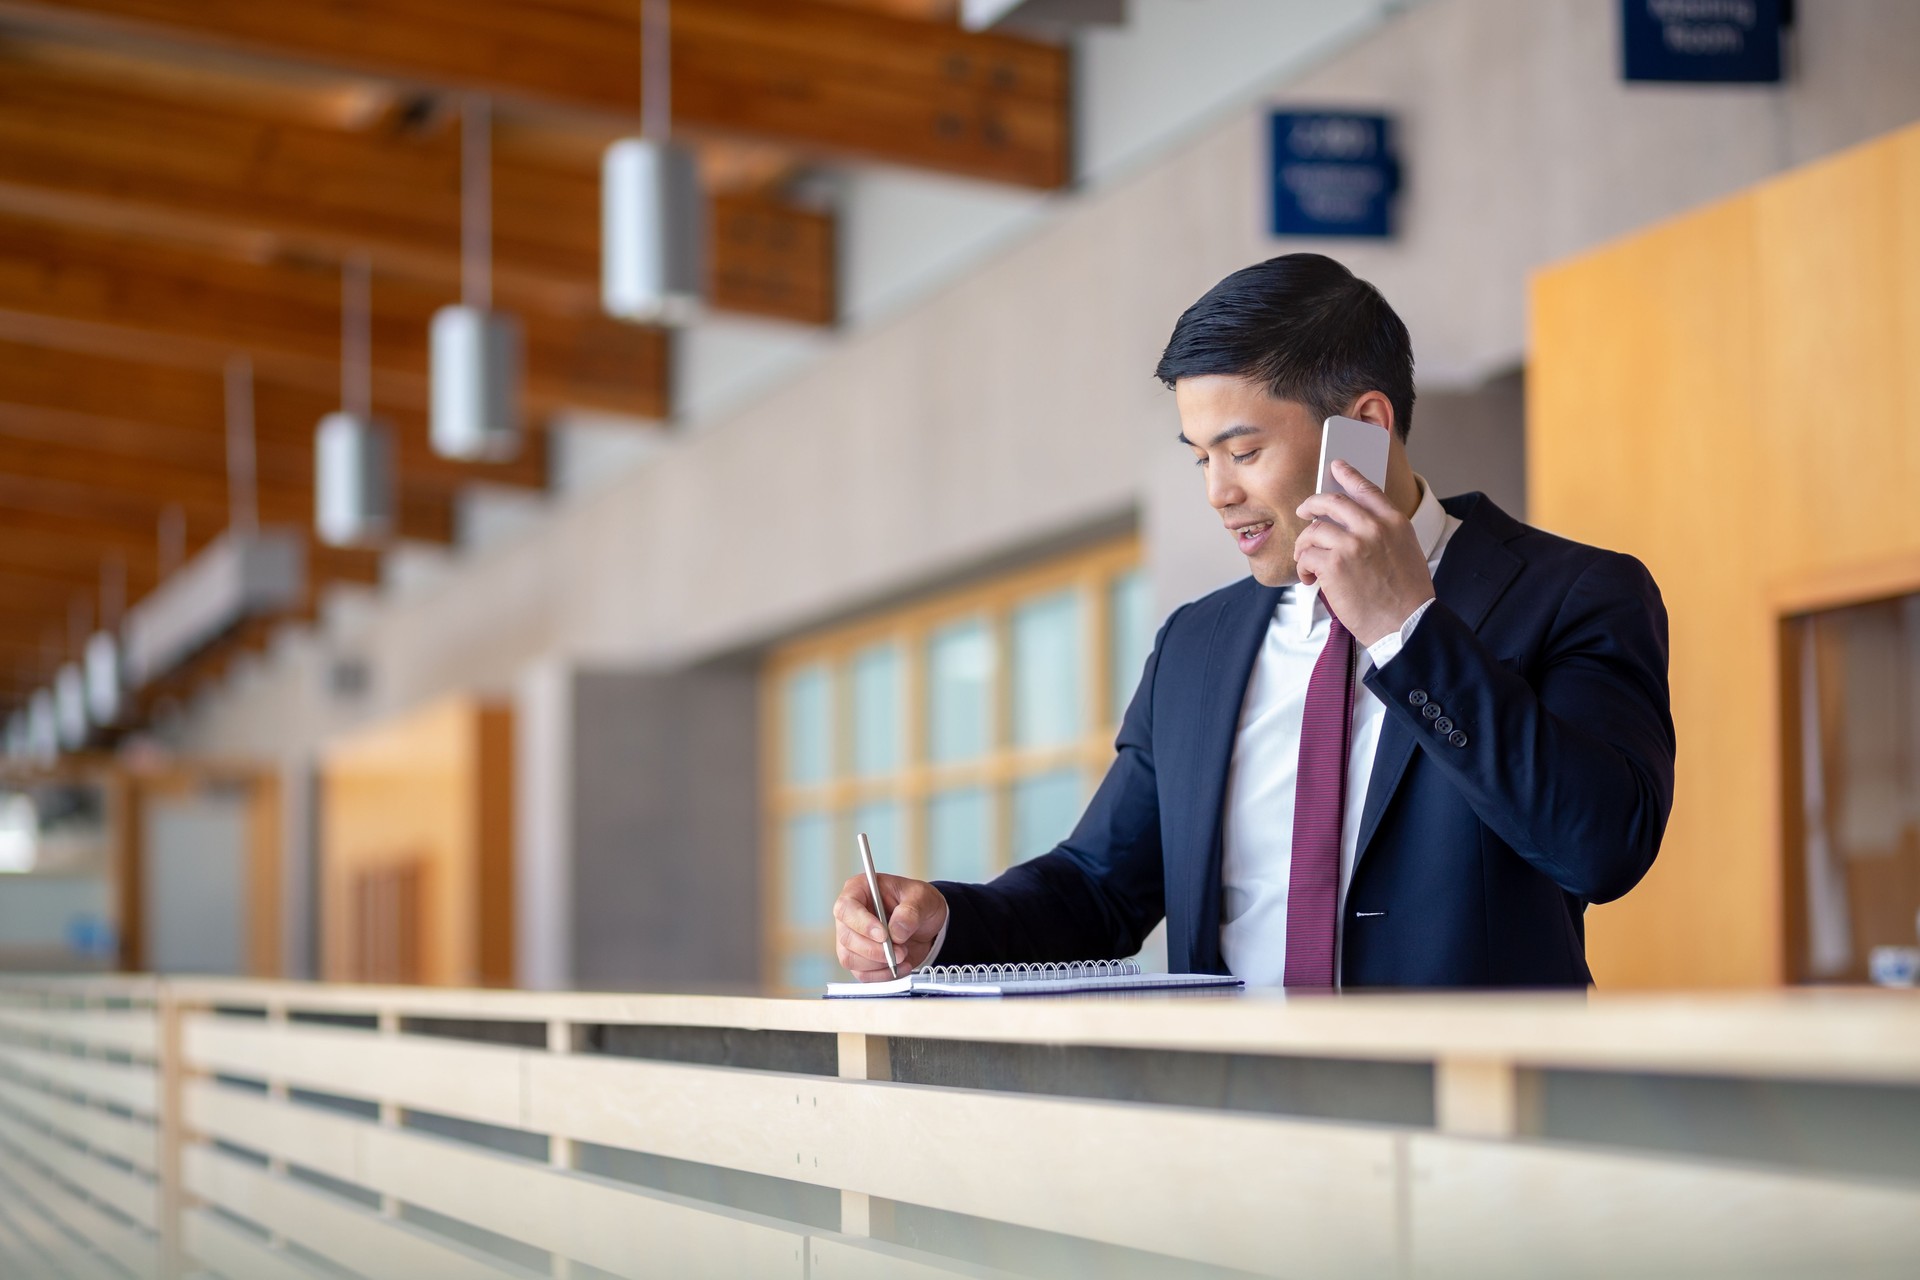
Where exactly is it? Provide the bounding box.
[918,909,951,971]
[1366,597,1437,669]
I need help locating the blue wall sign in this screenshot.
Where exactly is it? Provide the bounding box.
[1269,111,1400,239]
[1622,0,1784,83]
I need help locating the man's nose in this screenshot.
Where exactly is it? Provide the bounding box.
[1206,465,1243,511]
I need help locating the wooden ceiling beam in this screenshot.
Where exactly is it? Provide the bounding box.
[0,53,835,326]
[0,210,669,419]
[0,506,383,593]
[0,339,549,493]
[0,432,457,544]
[0,0,1068,188]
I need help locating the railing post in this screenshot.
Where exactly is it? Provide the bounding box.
[373,1008,404,1223]
[1434,1056,1542,1138]
[264,1001,290,1249]
[547,1019,577,1279]
[155,983,185,1279]
[835,1032,891,1238]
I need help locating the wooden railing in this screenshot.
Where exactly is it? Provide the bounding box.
[1,977,1918,1277]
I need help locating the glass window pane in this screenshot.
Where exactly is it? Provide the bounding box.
[782,664,834,784]
[782,813,834,930]
[927,619,993,763]
[1109,570,1154,725]
[1012,589,1084,748]
[1012,768,1084,864]
[926,787,993,883]
[783,952,836,991]
[847,799,903,873]
[851,642,903,776]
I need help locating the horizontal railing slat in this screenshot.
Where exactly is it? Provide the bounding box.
[808,1234,1026,1279]
[0,1193,72,1280]
[0,1040,159,1115]
[0,1008,158,1058]
[0,1073,159,1174]
[0,1166,118,1280]
[525,1052,1401,1276]
[0,1140,154,1279]
[184,1207,328,1280]
[183,1013,524,1128]
[186,1078,811,1279]
[184,1144,535,1279]
[183,1017,1401,1275]
[0,1103,159,1231]
[1407,1133,1920,1277]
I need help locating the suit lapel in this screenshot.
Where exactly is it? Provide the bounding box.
[1352,496,1524,863]
[1179,580,1283,972]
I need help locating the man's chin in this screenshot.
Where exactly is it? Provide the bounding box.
[1247,555,1299,589]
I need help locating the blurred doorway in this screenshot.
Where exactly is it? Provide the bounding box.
[119,762,282,976]
[1784,589,1920,983]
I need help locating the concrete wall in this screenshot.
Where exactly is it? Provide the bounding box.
[567,665,761,991]
[174,0,1920,978]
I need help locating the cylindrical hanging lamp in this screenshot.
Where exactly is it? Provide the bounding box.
[54,663,87,751]
[84,632,120,729]
[28,689,57,763]
[318,253,397,545]
[84,554,125,729]
[432,93,522,461]
[602,0,706,326]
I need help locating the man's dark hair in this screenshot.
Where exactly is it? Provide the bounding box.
[1154,253,1416,441]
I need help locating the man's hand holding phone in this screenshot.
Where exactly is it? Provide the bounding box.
[1294,459,1435,647]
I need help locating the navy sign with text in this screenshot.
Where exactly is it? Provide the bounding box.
[1622,0,1784,83]
[1270,111,1400,240]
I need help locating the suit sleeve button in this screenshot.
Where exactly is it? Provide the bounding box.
[1449,730,1469,748]
[1434,716,1455,735]
[1422,702,1443,720]
[1409,689,1429,707]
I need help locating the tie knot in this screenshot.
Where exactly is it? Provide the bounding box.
[1322,598,1348,638]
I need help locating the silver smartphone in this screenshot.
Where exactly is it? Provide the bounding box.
[1315,414,1391,501]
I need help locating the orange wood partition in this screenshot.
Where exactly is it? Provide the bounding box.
[1529,122,1920,988]
[318,696,514,987]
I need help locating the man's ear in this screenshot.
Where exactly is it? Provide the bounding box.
[1346,390,1395,436]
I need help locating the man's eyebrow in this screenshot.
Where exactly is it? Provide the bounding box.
[1175,425,1264,448]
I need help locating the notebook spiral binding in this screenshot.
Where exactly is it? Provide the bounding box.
[919,959,1143,984]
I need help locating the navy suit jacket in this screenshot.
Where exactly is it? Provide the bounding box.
[935,494,1676,988]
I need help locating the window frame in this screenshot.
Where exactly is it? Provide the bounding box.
[761,535,1146,990]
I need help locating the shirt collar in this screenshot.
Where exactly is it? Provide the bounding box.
[1278,475,1446,640]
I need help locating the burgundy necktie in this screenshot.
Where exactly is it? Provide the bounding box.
[1285,605,1355,987]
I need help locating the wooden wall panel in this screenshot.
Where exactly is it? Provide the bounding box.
[1528,122,1920,987]
[318,697,514,986]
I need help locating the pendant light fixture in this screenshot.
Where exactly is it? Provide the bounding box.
[432,93,522,461]
[85,554,124,730]
[602,0,705,325]
[28,688,57,763]
[54,599,88,750]
[317,253,397,546]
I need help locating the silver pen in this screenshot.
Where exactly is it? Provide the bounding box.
[856,832,898,978]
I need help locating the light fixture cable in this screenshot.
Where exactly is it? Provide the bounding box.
[643,0,671,141]
[343,251,373,420]
[224,355,258,535]
[462,94,493,311]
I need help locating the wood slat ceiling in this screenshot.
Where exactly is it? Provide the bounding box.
[0,0,1071,723]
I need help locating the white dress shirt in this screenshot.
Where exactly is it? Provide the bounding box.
[919,478,1458,976]
[1218,477,1459,986]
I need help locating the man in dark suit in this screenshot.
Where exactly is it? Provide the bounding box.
[835,254,1674,988]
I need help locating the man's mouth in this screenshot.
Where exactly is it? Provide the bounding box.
[1231,520,1274,555]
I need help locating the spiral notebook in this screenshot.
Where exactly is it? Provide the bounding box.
[823,959,1244,998]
